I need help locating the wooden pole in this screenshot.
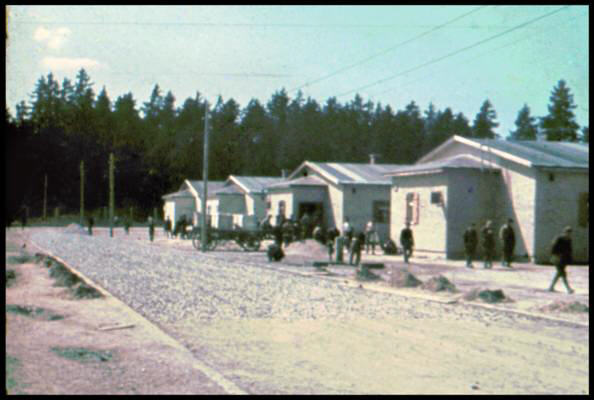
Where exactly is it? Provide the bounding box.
[201,102,209,252]
[109,153,114,237]
[80,160,84,225]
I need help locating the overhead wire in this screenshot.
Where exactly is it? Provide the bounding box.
[335,6,571,98]
[288,6,488,93]
[368,9,587,99]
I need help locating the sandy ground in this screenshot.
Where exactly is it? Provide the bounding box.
[6,227,590,394]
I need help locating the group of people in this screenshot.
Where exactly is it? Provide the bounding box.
[463,218,516,270]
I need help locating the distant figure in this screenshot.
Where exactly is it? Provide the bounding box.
[548,226,575,294]
[20,206,27,230]
[481,220,495,269]
[365,220,378,255]
[148,217,155,242]
[382,239,398,255]
[349,232,365,266]
[87,216,94,236]
[463,223,478,268]
[282,218,294,247]
[326,226,340,244]
[400,222,414,264]
[273,222,283,248]
[343,218,353,250]
[499,218,516,268]
[300,212,311,240]
[123,217,131,235]
[313,224,325,244]
[267,243,285,262]
[327,236,335,262]
[164,217,172,238]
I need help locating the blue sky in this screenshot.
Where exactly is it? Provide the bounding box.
[6,5,589,138]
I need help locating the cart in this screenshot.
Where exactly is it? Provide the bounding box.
[190,225,262,252]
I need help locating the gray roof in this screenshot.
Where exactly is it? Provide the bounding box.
[296,162,408,185]
[386,154,499,176]
[229,176,284,193]
[162,189,194,200]
[185,180,226,198]
[213,185,243,195]
[267,175,328,190]
[471,139,588,168]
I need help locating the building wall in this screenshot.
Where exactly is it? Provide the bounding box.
[216,194,246,215]
[422,141,538,260]
[246,193,268,220]
[267,190,294,225]
[534,169,589,263]
[342,184,391,240]
[163,197,195,226]
[390,174,448,254]
[447,169,503,258]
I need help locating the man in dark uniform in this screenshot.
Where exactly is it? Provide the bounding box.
[349,232,365,266]
[124,216,131,235]
[463,223,478,268]
[499,218,516,268]
[164,217,172,238]
[87,216,94,236]
[282,217,294,248]
[400,222,414,264]
[548,226,575,294]
[148,217,155,242]
[300,212,311,240]
[481,220,495,269]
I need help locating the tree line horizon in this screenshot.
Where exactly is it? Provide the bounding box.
[5,69,588,226]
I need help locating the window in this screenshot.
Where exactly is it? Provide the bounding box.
[430,191,442,205]
[578,192,588,227]
[405,192,420,225]
[373,201,390,223]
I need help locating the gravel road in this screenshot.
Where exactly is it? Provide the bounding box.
[27,229,589,394]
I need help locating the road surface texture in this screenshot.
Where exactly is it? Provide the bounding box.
[27,228,588,394]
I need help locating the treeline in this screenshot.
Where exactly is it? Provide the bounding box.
[5,69,587,226]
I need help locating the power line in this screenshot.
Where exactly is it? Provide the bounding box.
[289,6,488,93]
[336,6,570,98]
[369,9,586,99]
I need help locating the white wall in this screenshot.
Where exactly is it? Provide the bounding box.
[534,169,589,263]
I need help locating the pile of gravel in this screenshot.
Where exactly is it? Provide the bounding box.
[463,288,510,304]
[421,275,457,293]
[390,269,422,288]
[539,300,589,313]
[284,239,328,259]
[64,223,87,235]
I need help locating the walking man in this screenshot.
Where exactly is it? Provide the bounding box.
[499,218,516,268]
[343,218,353,250]
[400,222,414,264]
[481,220,495,269]
[20,206,28,230]
[365,220,377,255]
[148,217,155,242]
[548,226,575,294]
[87,216,94,236]
[349,232,365,266]
[124,216,131,235]
[164,217,172,238]
[463,223,478,268]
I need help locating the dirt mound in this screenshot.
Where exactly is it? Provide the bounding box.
[283,239,329,259]
[421,275,457,293]
[64,223,87,234]
[539,300,589,314]
[390,269,422,288]
[463,288,511,304]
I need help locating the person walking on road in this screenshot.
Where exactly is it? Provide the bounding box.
[124,217,131,235]
[548,226,575,294]
[20,206,28,230]
[164,217,172,239]
[499,218,516,268]
[148,217,155,242]
[463,223,478,268]
[400,222,414,264]
[365,220,378,255]
[343,218,354,250]
[87,216,94,236]
[481,220,495,269]
[349,232,365,266]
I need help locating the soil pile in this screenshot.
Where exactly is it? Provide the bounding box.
[463,288,510,304]
[283,239,329,259]
[421,275,457,293]
[390,269,422,288]
[539,300,589,314]
[64,223,87,234]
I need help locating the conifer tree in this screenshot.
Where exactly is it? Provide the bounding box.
[509,104,538,140]
[540,80,580,141]
[472,99,499,139]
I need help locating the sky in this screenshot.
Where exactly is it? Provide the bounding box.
[5,5,589,138]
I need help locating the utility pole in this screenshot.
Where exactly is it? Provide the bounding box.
[43,173,47,220]
[80,160,85,226]
[201,102,209,252]
[109,153,115,237]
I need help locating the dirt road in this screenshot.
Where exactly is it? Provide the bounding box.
[7,228,589,394]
